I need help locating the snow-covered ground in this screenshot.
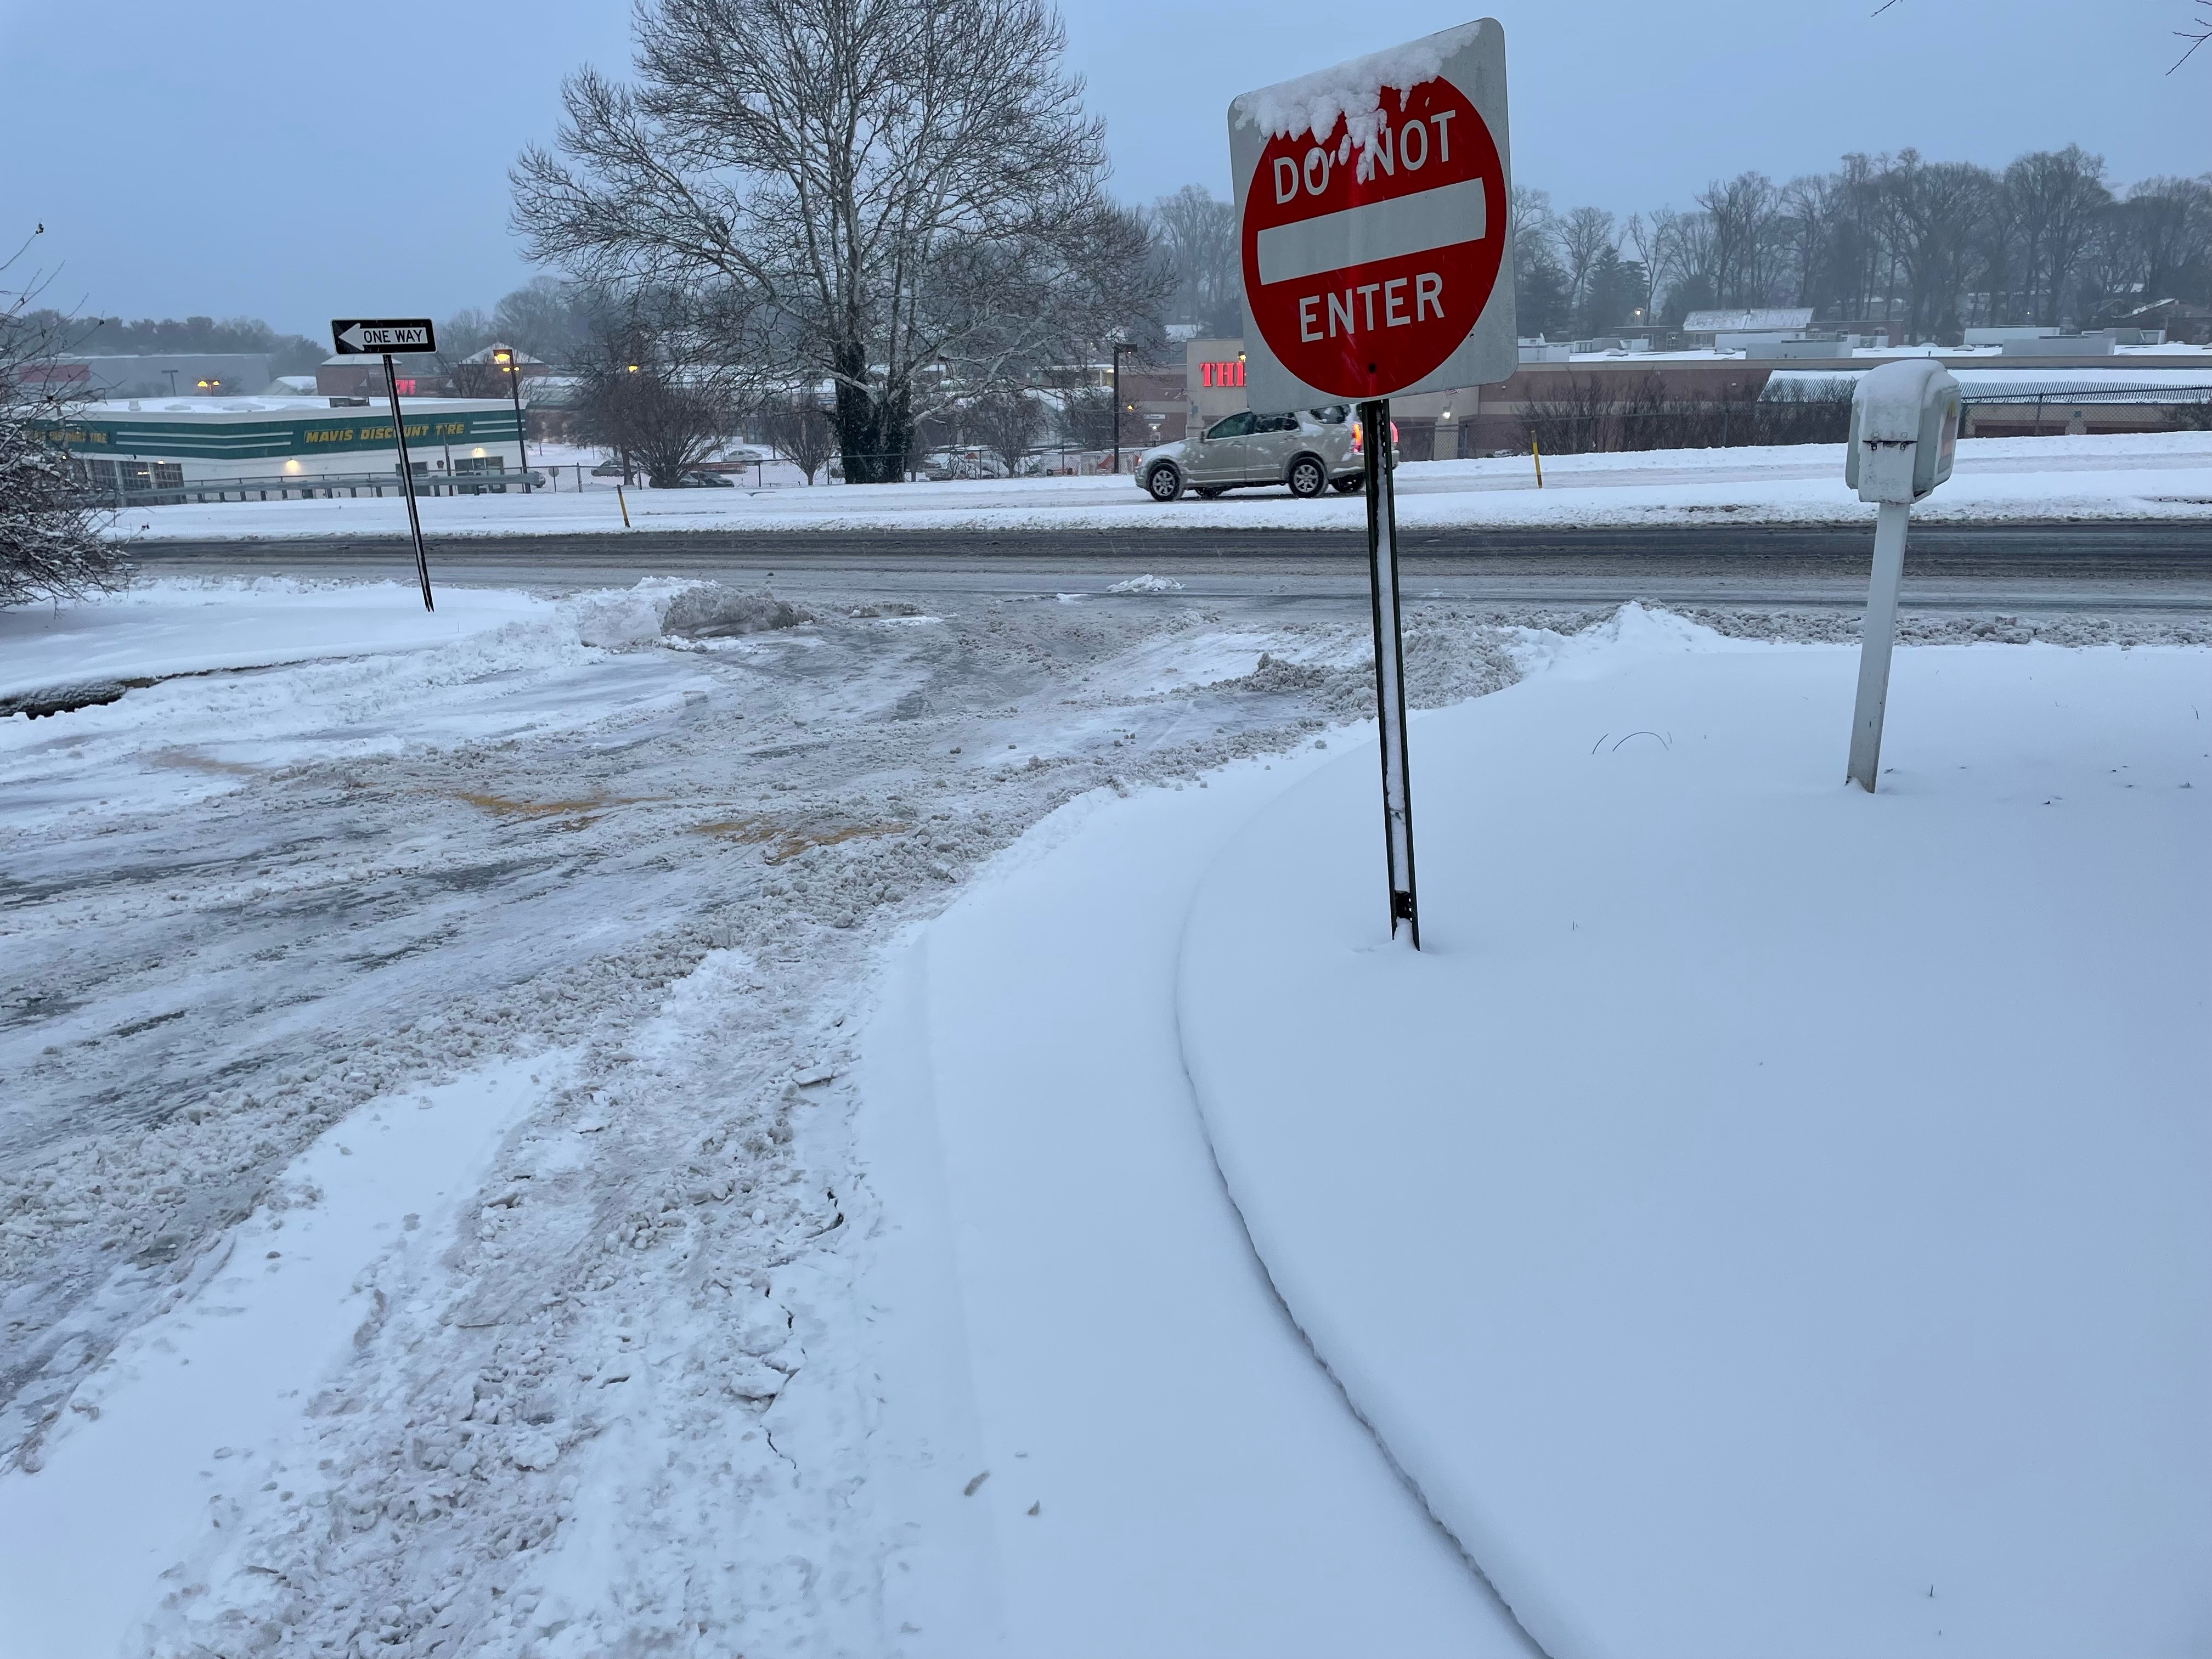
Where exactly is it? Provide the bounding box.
[106,432,2212,541]
[1181,611,2211,1657]
[0,575,2203,1654]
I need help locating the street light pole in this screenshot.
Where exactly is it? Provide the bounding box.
[493,347,532,492]
[1111,342,1137,476]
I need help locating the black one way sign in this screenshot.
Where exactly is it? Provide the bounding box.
[331,317,436,354]
[330,314,439,611]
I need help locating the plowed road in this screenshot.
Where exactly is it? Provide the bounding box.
[134,523,2210,612]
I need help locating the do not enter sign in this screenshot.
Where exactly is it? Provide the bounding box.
[1229,21,1515,409]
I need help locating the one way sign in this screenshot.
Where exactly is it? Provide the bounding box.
[331,318,437,355]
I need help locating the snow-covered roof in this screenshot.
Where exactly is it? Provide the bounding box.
[1681,308,1814,334]
[1762,367,2212,400]
[78,396,513,417]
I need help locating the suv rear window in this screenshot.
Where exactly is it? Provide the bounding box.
[1307,405,1350,424]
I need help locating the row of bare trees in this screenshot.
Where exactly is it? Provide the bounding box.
[1520,376,1856,457]
[1514,149,2212,343]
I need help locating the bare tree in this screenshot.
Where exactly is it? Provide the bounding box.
[1555,206,1617,323]
[1052,379,1116,452]
[1877,151,1997,340]
[2174,0,2211,67]
[1,225,128,608]
[964,388,1045,475]
[515,0,1165,485]
[572,309,746,488]
[1695,172,1781,307]
[2003,145,2113,325]
[492,276,601,363]
[1150,184,1240,335]
[2117,175,2212,302]
[765,394,836,484]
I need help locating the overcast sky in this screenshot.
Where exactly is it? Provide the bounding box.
[2,0,2203,337]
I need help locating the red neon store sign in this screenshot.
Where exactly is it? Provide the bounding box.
[1198,359,1245,388]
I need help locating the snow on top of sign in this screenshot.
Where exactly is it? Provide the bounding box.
[1232,36,1449,182]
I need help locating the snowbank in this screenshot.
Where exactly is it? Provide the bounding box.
[856,762,1528,1654]
[1177,612,2211,1656]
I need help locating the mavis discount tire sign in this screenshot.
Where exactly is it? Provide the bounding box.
[1229,20,1515,409]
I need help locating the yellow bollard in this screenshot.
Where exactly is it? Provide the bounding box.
[617,484,631,528]
[1530,435,1544,489]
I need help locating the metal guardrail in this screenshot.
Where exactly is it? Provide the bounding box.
[1958,383,2212,405]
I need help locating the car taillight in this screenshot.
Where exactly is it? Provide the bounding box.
[1351,420,1363,454]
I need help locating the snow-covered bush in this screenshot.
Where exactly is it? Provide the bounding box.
[0,416,126,608]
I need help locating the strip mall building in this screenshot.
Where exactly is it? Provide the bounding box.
[40,396,524,498]
[1166,336,2212,458]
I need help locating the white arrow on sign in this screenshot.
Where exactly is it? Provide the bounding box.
[337,323,431,352]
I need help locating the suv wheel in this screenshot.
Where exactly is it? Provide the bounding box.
[1287,455,1328,499]
[1145,462,1184,502]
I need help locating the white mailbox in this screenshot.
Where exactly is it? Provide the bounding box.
[1841,358,1964,792]
[1846,358,1961,504]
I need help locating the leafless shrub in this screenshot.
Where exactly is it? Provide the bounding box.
[1,225,128,607]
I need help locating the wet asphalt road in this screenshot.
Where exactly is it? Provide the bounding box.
[131,522,2212,613]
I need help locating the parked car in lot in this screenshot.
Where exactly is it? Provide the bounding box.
[1134,405,1386,502]
[675,470,736,487]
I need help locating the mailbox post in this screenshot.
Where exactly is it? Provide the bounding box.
[1843,359,1961,792]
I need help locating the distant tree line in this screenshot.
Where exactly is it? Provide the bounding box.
[1140,148,2212,349]
[9,311,328,378]
[1509,148,2212,344]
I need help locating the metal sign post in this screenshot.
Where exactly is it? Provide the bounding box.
[1231,20,1515,946]
[1360,398,1419,944]
[332,318,438,611]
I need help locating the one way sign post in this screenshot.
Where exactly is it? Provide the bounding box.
[1229,21,1515,948]
[332,317,439,611]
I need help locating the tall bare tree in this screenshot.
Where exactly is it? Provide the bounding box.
[514,0,1163,484]
[1150,184,1240,335]
[1555,206,1618,323]
[2003,145,2113,325]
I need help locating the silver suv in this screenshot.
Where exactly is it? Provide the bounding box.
[1135,405,1379,502]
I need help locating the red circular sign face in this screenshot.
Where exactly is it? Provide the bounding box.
[1240,77,1506,400]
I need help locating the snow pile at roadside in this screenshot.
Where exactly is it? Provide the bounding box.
[1178,612,2211,1656]
[569,578,815,650]
[1106,573,1186,595]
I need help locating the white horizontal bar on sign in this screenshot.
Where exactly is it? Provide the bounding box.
[1255,179,1486,288]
